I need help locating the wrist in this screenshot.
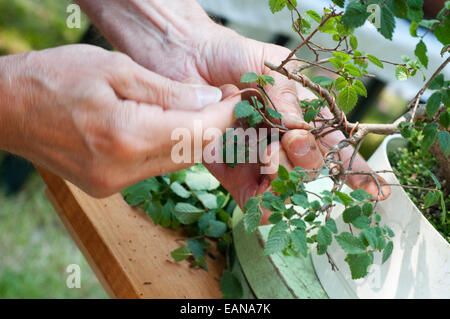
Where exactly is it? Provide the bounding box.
[0,52,35,153]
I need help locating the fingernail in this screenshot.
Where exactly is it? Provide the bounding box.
[284,113,312,129]
[195,85,223,108]
[287,132,311,156]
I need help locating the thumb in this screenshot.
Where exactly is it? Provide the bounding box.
[281,130,324,178]
[110,61,223,110]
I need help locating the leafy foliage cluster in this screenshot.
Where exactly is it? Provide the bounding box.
[123,164,242,296]
[232,0,449,279]
[123,0,450,291]
[389,132,449,242]
[243,165,394,279]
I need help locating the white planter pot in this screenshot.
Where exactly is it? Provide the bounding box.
[311,134,450,298]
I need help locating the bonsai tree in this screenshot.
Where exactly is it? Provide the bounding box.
[123,0,449,296]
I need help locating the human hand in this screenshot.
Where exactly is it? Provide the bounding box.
[77,0,389,210]
[0,44,240,197]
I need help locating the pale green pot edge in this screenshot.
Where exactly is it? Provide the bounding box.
[232,206,329,299]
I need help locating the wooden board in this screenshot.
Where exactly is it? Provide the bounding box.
[37,167,224,299]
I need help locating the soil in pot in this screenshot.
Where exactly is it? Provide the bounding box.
[388,133,449,243]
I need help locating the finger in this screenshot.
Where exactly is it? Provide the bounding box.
[130,84,240,158]
[320,130,391,200]
[281,130,324,178]
[261,141,293,181]
[109,58,223,110]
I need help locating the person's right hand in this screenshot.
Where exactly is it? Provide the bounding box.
[0,44,240,197]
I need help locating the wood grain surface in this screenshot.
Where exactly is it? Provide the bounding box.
[37,167,224,299]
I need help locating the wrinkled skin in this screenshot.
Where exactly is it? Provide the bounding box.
[0,45,240,197]
[77,0,391,220]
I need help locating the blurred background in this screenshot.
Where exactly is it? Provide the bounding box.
[0,0,445,298]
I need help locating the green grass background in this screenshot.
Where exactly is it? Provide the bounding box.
[0,0,107,298]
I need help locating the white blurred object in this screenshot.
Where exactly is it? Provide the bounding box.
[198,0,450,100]
[310,135,450,299]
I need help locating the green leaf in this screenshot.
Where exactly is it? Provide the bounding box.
[367,54,384,68]
[196,192,218,210]
[438,131,450,156]
[220,270,243,299]
[277,165,290,180]
[426,92,442,119]
[407,0,424,22]
[362,202,373,217]
[343,205,362,223]
[268,212,283,224]
[304,109,319,123]
[267,108,283,120]
[243,197,262,233]
[414,40,428,68]
[429,74,445,90]
[271,179,287,194]
[147,202,162,225]
[328,57,344,70]
[388,0,408,18]
[122,178,160,206]
[350,35,358,50]
[435,15,450,45]
[344,63,362,77]
[334,190,354,206]
[290,229,308,257]
[185,171,220,191]
[332,0,345,8]
[333,51,352,63]
[409,21,419,37]
[350,188,370,201]
[187,238,205,261]
[352,79,367,97]
[336,232,367,254]
[440,111,450,129]
[171,246,191,262]
[342,1,370,28]
[334,76,348,90]
[345,253,373,279]
[174,203,204,224]
[205,220,227,238]
[161,200,173,227]
[312,75,334,87]
[422,123,438,151]
[378,6,396,40]
[337,86,358,113]
[259,74,275,85]
[170,182,191,199]
[382,241,394,264]
[264,222,289,255]
[352,216,371,229]
[306,10,322,23]
[240,72,259,83]
[248,111,263,127]
[317,226,332,248]
[291,218,306,230]
[326,218,338,234]
[424,190,440,209]
[395,65,409,81]
[360,229,377,249]
[234,101,255,119]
